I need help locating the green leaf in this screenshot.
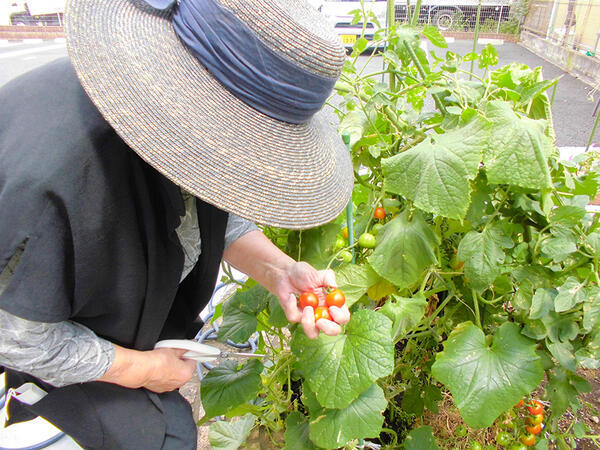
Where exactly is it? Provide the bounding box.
[484,101,553,190]
[479,44,499,69]
[382,116,489,219]
[208,414,256,450]
[200,359,264,419]
[457,225,513,292]
[542,311,579,343]
[306,383,387,449]
[546,341,577,372]
[404,426,440,450]
[585,232,600,258]
[379,294,427,342]
[575,332,600,368]
[529,288,556,320]
[218,285,270,343]
[554,277,587,312]
[367,278,397,301]
[268,294,289,328]
[541,227,578,263]
[547,368,588,418]
[283,412,316,450]
[338,110,368,148]
[402,383,425,415]
[431,322,544,428]
[422,25,447,48]
[291,309,393,409]
[550,205,587,226]
[335,263,380,307]
[286,223,342,270]
[424,384,443,414]
[368,211,440,290]
[582,287,600,332]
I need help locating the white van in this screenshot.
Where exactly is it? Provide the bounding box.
[311,0,388,48]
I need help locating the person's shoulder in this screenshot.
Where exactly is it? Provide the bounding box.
[0,58,126,190]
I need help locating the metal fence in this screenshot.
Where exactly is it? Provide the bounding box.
[394,1,519,33]
[523,0,600,54]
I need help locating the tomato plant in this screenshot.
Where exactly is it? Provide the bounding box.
[199,4,600,449]
[520,433,536,446]
[497,430,512,446]
[526,423,543,435]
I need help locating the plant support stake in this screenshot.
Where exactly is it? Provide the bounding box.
[469,0,483,80]
[342,132,355,262]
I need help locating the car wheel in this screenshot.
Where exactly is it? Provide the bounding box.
[433,9,457,31]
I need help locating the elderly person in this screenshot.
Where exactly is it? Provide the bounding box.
[0,0,353,447]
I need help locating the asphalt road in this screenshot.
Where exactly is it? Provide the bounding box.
[0,39,596,147]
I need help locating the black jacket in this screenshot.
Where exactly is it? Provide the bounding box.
[0,58,228,448]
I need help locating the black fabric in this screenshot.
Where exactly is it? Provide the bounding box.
[0,58,229,448]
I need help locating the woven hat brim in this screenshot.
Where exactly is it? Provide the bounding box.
[65,0,353,229]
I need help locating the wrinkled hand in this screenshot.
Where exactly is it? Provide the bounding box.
[142,348,197,393]
[274,261,351,339]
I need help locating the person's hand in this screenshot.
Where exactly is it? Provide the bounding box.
[142,348,197,393]
[274,261,351,339]
[99,346,196,393]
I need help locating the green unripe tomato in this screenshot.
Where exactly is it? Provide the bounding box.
[358,233,376,248]
[334,237,345,250]
[371,223,384,236]
[469,441,483,450]
[455,424,467,437]
[338,250,353,263]
[509,444,528,450]
[497,431,512,446]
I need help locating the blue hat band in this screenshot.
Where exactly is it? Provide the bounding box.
[143,0,336,124]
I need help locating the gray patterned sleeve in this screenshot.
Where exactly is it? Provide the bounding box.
[0,308,115,387]
[224,212,259,250]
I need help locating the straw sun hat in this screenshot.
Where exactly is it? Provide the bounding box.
[65,0,354,229]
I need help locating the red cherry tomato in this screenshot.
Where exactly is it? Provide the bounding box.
[299,291,318,310]
[526,423,543,435]
[373,207,386,220]
[314,306,331,322]
[515,399,524,408]
[528,400,544,416]
[520,433,536,447]
[326,289,346,308]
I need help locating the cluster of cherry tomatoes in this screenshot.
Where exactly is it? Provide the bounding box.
[298,289,346,323]
[496,399,545,448]
[334,206,388,262]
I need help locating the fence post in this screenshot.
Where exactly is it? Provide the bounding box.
[547,0,559,39]
[469,0,483,80]
[496,5,503,33]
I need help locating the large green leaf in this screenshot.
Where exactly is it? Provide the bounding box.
[382,116,488,219]
[422,25,447,48]
[431,322,544,428]
[554,277,587,313]
[368,211,440,290]
[379,294,427,342]
[335,263,380,307]
[208,414,256,450]
[457,225,513,292]
[484,101,553,190]
[291,309,393,409]
[529,288,556,320]
[306,384,387,449]
[404,426,440,450]
[200,359,264,419]
[218,285,270,343]
[283,412,316,450]
[286,223,341,270]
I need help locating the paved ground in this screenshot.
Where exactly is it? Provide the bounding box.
[1,39,596,147]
